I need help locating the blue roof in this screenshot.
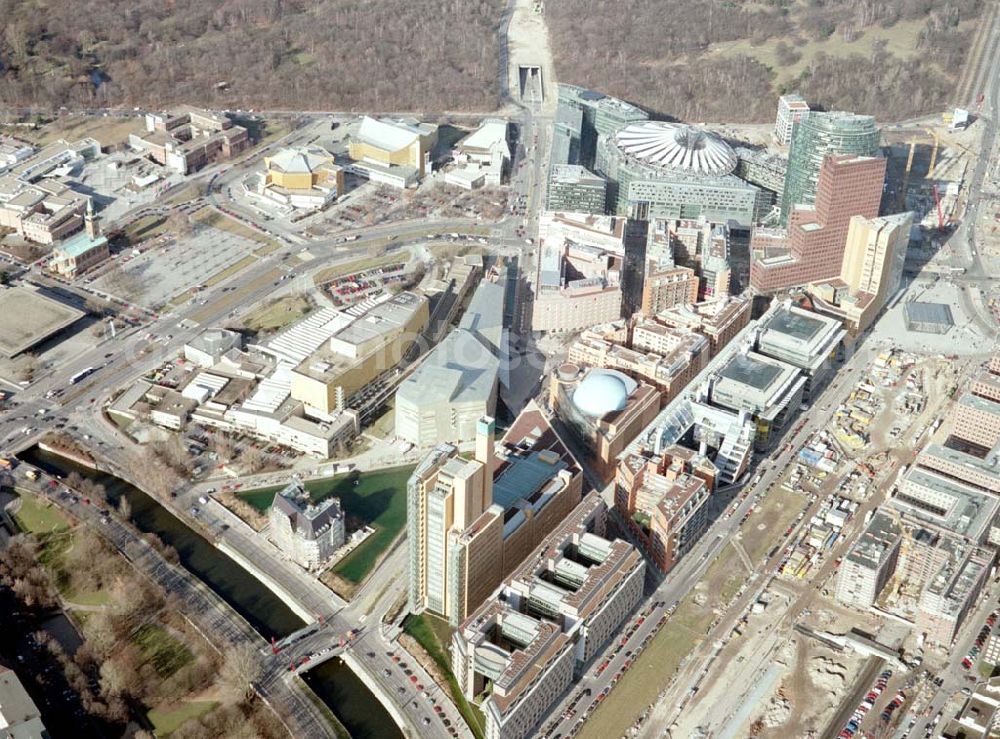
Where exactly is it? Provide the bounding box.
[59,231,108,258]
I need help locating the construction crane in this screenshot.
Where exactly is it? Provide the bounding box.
[927,128,939,176]
[898,137,917,210]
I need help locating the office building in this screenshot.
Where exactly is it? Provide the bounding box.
[735,147,787,211]
[751,154,886,293]
[952,393,1000,452]
[918,443,1000,497]
[773,94,811,146]
[615,446,715,572]
[916,541,992,646]
[259,146,343,208]
[629,299,819,458]
[395,278,505,446]
[779,111,880,223]
[835,510,902,609]
[130,106,249,175]
[654,295,752,357]
[890,466,1000,545]
[553,84,649,170]
[647,217,734,301]
[938,677,1000,738]
[452,494,644,739]
[531,213,627,333]
[595,121,766,223]
[269,478,346,570]
[808,212,913,334]
[0,175,89,245]
[48,201,108,278]
[709,348,807,447]
[549,365,661,483]
[347,116,438,187]
[290,291,429,414]
[407,406,583,626]
[625,348,757,486]
[0,665,47,738]
[546,164,607,214]
[752,301,845,398]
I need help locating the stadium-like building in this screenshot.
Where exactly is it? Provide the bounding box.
[595,121,768,224]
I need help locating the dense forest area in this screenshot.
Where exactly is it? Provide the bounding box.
[546,0,984,122]
[0,0,503,111]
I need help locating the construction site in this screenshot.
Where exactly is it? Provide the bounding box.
[884,112,982,274]
[636,345,980,739]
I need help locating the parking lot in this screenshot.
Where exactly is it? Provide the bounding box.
[93,228,258,308]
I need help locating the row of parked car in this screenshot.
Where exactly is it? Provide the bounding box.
[962,610,998,669]
[839,669,892,738]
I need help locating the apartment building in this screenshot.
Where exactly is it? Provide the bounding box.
[452,494,645,739]
[916,540,993,646]
[615,446,715,572]
[773,94,811,147]
[269,478,346,570]
[835,511,902,609]
[654,294,752,357]
[565,320,709,404]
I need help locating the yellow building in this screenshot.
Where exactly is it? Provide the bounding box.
[262,146,343,208]
[808,212,913,334]
[289,292,429,413]
[348,117,438,182]
[407,405,583,626]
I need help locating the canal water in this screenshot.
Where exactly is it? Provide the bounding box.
[21,447,402,739]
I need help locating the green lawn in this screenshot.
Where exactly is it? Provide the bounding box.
[134,624,194,679]
[242,295,313,334]
[192,209,275,246]
[65,590,111,607]
[147,700,218,736]
[202,255,258,288]
[313,254,404,286]
[13,492,70,535]
[403,614,486,739]
[240,465,415,584]
[124,215,170,244]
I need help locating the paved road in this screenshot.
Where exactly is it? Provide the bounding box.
[542,339,887,739]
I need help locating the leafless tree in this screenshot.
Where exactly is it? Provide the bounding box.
[220,644,262,702]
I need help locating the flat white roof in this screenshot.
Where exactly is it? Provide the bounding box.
[356,117,426,152]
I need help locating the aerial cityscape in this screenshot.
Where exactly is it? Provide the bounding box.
[2,1,1000,739]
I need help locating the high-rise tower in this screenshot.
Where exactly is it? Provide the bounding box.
[780,112,880,224]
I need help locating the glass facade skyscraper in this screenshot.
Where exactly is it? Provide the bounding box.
[780,112,880,224]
